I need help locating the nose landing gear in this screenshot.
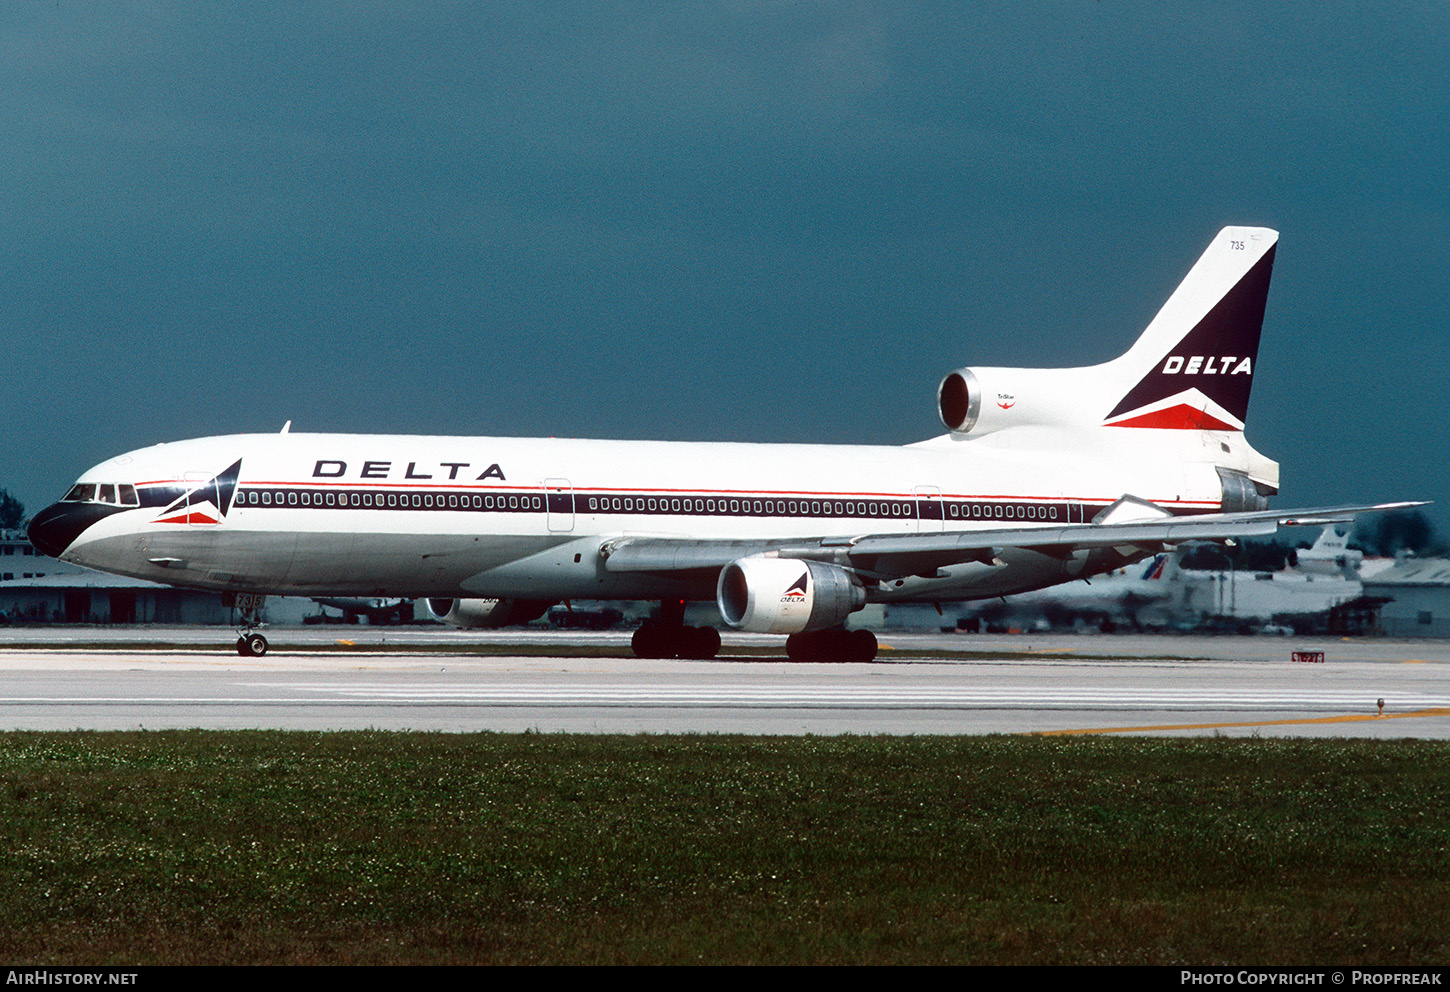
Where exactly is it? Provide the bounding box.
[227,592,269,656]
[237,632,269,657]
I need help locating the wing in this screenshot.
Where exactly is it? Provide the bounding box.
[600,499,1426,580]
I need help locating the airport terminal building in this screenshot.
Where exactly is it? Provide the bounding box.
[1362,558,1450,638]
[1,529,233,624]
[0,530,321,625]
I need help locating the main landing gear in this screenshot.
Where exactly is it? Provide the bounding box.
[631,599,721,660]
[786,628,878,663]
[227,592,269,657]
[627,601,879,662]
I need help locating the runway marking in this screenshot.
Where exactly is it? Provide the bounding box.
[7,676,1450,714]
[199,683,1450,712]
[1031,707,1450,736]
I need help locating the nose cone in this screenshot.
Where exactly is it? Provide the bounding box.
[27,502,121,558]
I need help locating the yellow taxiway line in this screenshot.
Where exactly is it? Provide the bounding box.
[1031,707,1450,736]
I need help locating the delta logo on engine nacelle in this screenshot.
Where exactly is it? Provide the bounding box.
[781,572,808,602]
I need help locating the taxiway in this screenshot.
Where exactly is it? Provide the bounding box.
[1,628,1446,736]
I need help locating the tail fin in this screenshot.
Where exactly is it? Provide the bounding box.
[1295,524,1363,578]
[1308,524,1349,555]
[930,227,1279,443]
[1102,227,1277,431]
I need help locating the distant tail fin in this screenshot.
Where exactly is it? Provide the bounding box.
[1102,227,1277,431]
[1308,524,1349,555]
[1141,553,1169,580]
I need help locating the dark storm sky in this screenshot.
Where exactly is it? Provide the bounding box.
[3,3,1446,530]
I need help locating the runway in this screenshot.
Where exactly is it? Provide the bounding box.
[1,628,1447,736]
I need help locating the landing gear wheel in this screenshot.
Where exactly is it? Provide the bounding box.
[786,629,878,663]
[631,623,721,660]
[237,633,269,657]
[787,630,839,662]
[632,625,665,659]
[849,629,878,663]
[681,625,721,660]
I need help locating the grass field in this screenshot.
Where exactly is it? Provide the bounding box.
[1,732,1445,964]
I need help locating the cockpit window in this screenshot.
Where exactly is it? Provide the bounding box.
[62,483,139,506]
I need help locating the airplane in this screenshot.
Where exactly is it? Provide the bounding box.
[946,550,1181,633]
[1292,525,1365,578]
[310,597,414,625]
[27,227,1418,660]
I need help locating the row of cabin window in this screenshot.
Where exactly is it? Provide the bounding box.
[231,488,1062,521]
[240,490,545,511]
[586,496,915,517]
[582,495,1061,520]
[950,502,1061,521]
[62,483,140,507]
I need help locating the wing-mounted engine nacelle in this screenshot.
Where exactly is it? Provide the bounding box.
[937,366,1091,437]
[425,598,554,628]
[716,558,866,635]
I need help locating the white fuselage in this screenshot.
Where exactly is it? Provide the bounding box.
[33,227,1291,619]
[48,427,1249,603]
